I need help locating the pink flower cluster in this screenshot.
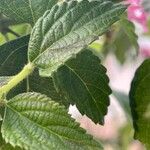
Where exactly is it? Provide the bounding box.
[126,0,148,32]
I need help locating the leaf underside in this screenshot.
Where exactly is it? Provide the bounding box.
[2,92,103,150]
[28,0,126,76]
[129,58,150,149]
[53,50,111,124]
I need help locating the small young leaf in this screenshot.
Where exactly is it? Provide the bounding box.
[129,58,150,149]
[113,18,139,64]
[28,0,126,76]
[53,50,112,124]
[120,18,139,51]
[0,0,58,25]
[1,92,103,150]
[103,18,139,64]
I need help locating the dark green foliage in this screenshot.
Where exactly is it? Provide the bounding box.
[53,50,111,124]
[130,59,150,149]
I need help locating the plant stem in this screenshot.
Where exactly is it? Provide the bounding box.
[0,63,34,100]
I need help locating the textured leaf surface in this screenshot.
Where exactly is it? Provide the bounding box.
[0,35,63,103]
[1,116,20,150]
[0,0,58,25]
[28,0,126,76]
[0,136,20,150]
[129,59,150,149]
[53,50,111,124]
[2,92,102,150]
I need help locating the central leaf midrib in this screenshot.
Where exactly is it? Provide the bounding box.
[42,0,107,43]
[64,64,106,113]
[32,1,114,63]
[32,34,96,64]
[72,68,109,93]
[34,9,117,64]
[6,103,98,148]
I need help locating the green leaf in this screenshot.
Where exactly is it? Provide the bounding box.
[0,35,29,76]
[129,58,150,149]
[0,65,18,150]
[0,79,18,150]
[0,77,10,119]
[120,18,139,51]
[0,35,30,98]
[28,70,67,105]
[0,77,12,87]
[1,116,19,150]
[0,107,3,122]
[1,92,102,150]
[113,18,139,64]
[53,50,111,124]
[0,137,20,150]
[0,35,64,104]
[0,0,58,25]
[28,0,126,76]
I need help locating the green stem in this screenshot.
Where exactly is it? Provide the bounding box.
[0,63,34,101]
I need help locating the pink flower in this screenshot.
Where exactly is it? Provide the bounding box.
[125,0,148,32]
[141,48,150,57]
[127,0,140,5]
[139,39,150,57]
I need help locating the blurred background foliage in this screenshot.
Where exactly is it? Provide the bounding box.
[0,13,31,44]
